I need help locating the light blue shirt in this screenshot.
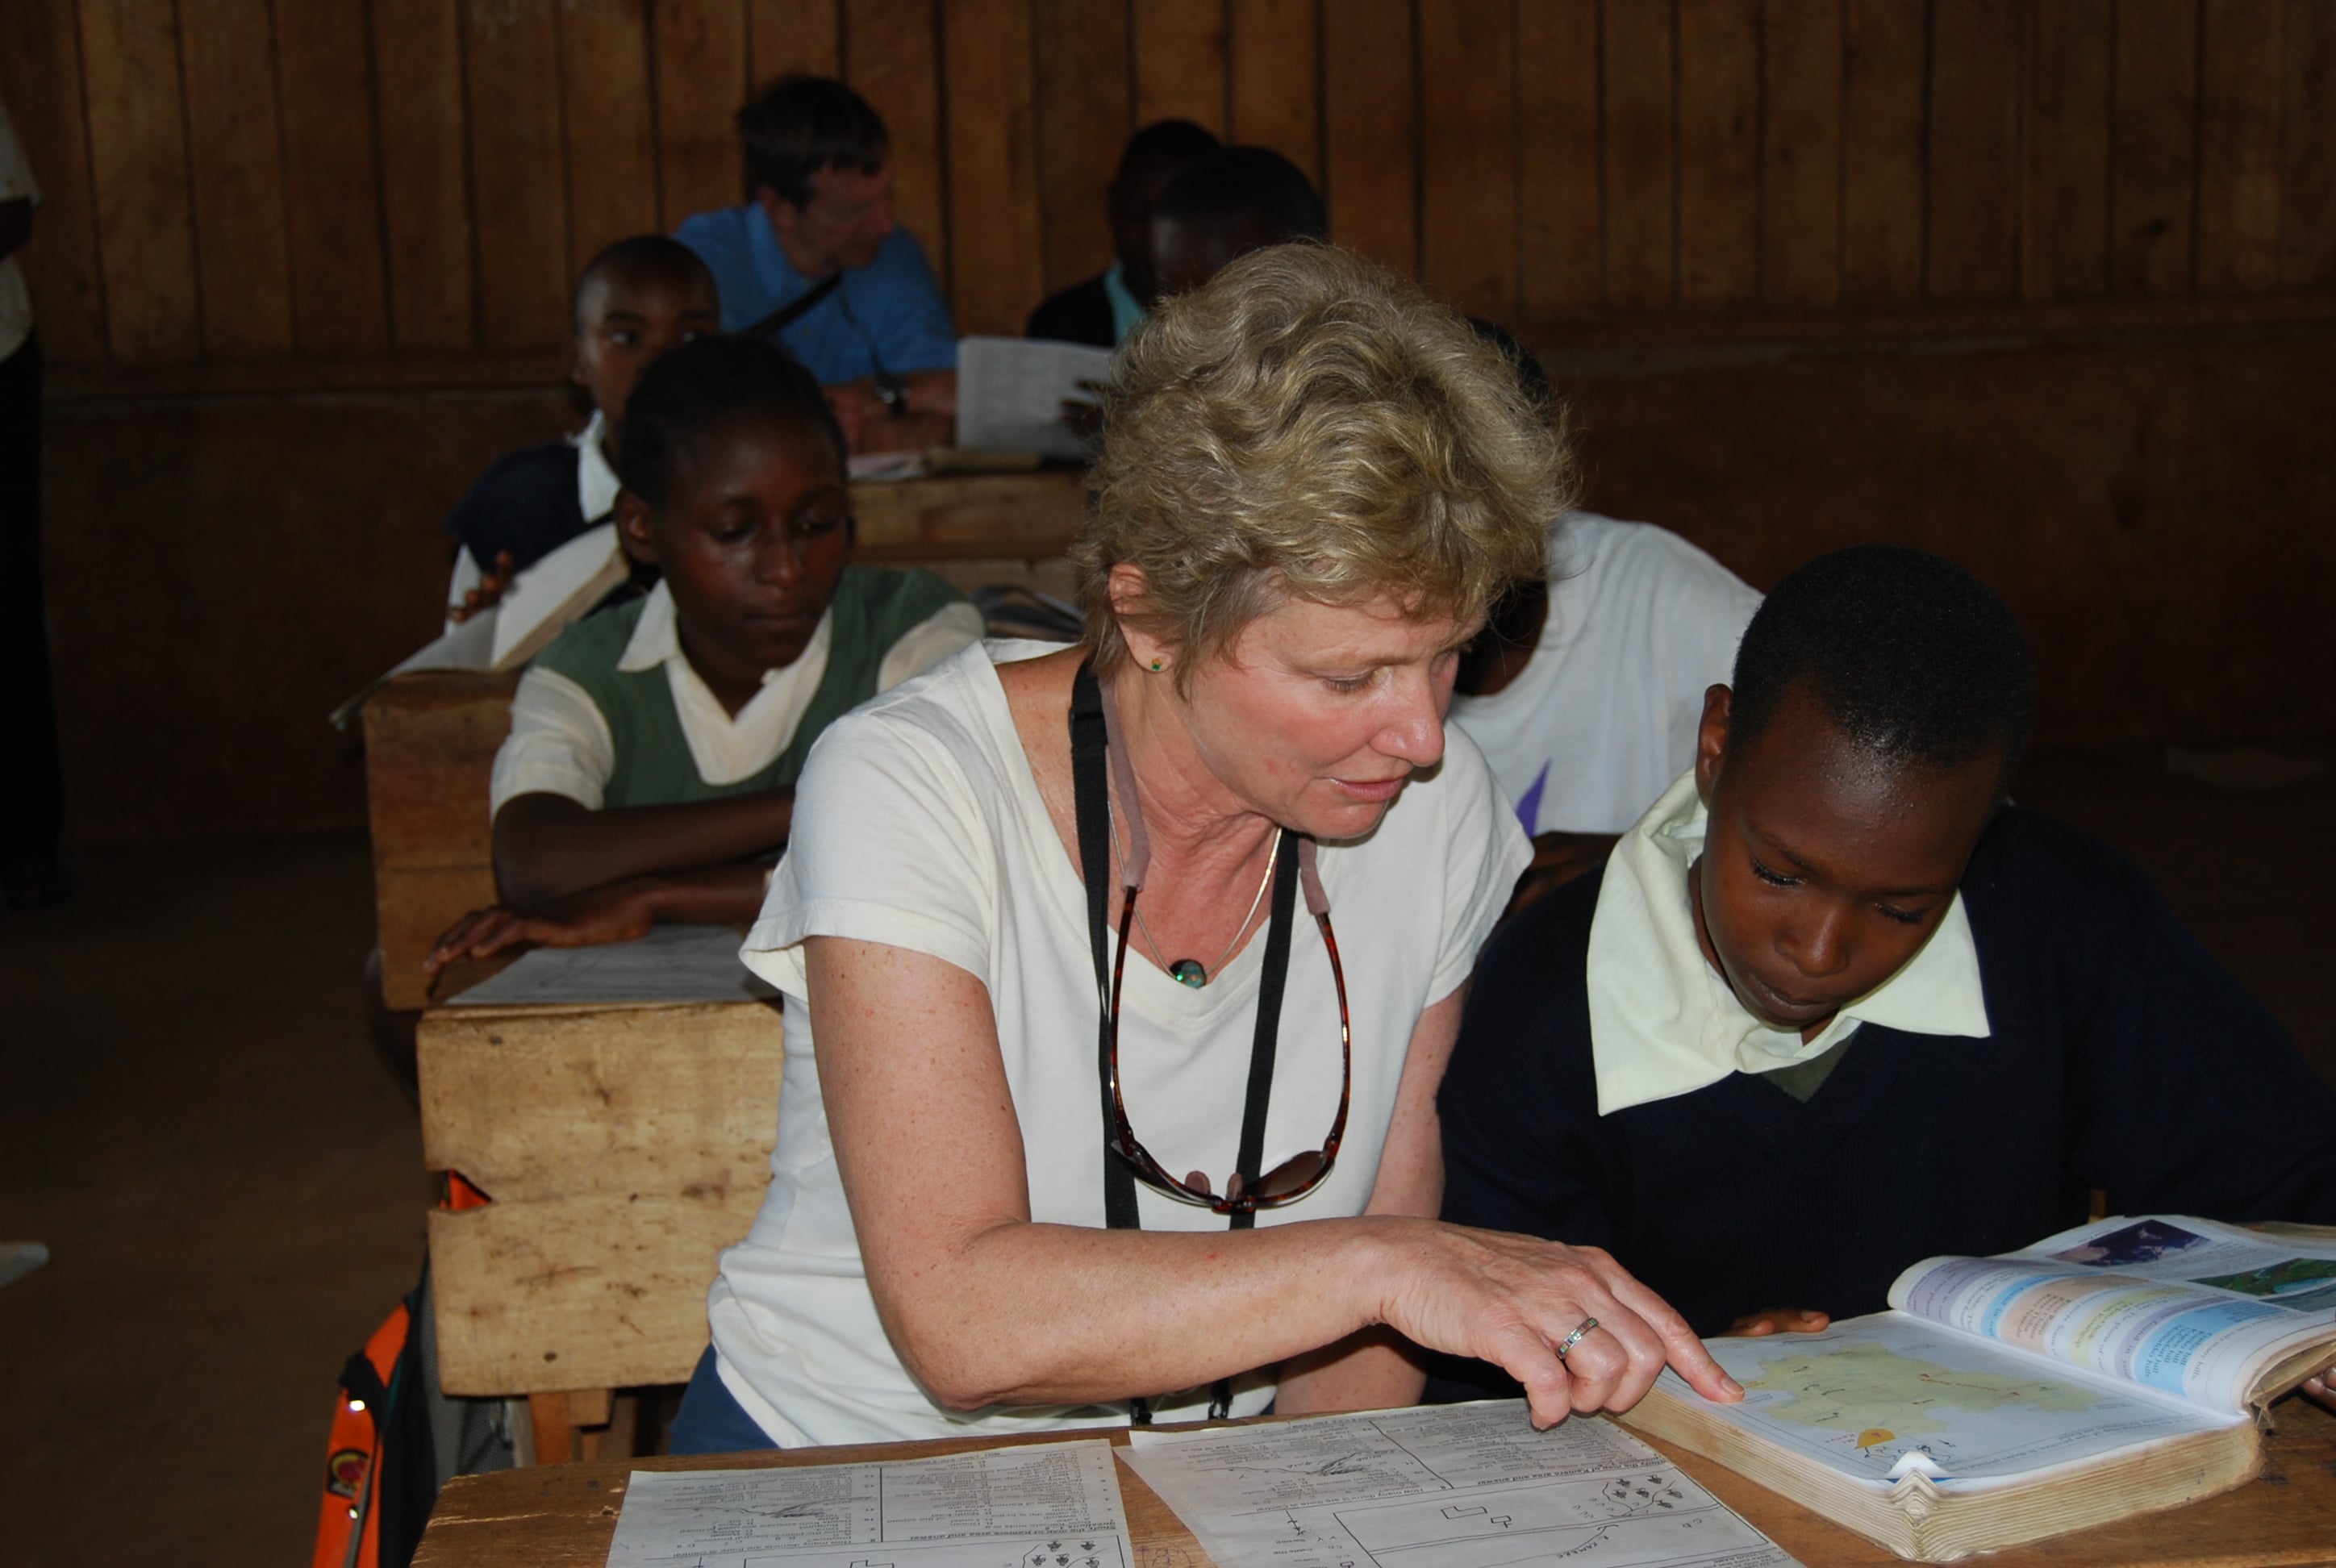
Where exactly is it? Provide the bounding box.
[674,202,958,382]
[1103,261,1145,345]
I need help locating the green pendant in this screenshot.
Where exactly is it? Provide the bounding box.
[1169,958,1208,988]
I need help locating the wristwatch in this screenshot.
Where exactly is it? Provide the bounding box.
[874,370,910,419]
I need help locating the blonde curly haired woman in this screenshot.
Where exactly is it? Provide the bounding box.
[672,244,1741,1452]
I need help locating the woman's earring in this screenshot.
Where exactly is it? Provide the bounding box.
[1149,659,1165,672]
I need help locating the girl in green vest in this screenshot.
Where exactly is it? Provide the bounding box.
[424,336,982,978]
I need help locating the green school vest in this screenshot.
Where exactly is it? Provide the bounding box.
[532,566,966,809]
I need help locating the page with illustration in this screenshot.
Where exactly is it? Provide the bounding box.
[1887,1216,2336,1412]
[1644,1312,2238,1493]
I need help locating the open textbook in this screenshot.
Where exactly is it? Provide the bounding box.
[1122,1399,1798,1568]
[1620,1214,2336,1561]
[328,523,629,727]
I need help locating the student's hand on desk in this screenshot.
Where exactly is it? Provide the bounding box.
[1379,1225,1743,1428]
[1721,1307,1831,1337]
[421,882,657,976]
[448,550,516,623]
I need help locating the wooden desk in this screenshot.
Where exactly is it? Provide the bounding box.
[417,990,785,1457]
[362,467,1089,1008]
[414,1403,2336,1567]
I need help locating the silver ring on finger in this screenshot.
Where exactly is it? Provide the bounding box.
[1554,1316,1600,1361]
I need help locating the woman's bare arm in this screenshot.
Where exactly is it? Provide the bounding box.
[812,937,1742,1428]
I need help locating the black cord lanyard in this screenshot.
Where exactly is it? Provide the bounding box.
[737,270,843,343]
[1070,660,1297,1422]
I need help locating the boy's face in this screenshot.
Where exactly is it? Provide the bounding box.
[1109,156,1195,306]
[569,267,720,432]
[761,163,895,277]
[1149,211,1275,298]
[1690,682,2002,1037]
[616,412,850,711]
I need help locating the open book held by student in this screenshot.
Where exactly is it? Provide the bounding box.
[330,524,629,728]
[1621,1214,2336,1562]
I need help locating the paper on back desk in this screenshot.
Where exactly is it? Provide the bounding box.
[955,335,1116,460]
[447,924,778,1007]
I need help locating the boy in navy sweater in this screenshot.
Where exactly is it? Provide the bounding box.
[1431,545,2336,1407]
[441,236,720,618]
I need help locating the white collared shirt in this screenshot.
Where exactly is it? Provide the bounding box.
[444,411,624,623]
[490,580,985,813]
[1586,769,1992,1116]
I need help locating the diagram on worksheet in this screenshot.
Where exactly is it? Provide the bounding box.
[606,1441,1133,1568]
[1120,1402,1802,1568]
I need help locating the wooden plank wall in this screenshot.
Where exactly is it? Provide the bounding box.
[8,0,2336,372]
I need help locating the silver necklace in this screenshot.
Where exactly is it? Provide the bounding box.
[1111,799,1280,988]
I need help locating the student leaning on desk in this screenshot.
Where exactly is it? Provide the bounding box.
[423,336,982,976]
[666,244,1746,1455]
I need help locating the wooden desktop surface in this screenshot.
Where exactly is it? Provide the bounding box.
[414,1399,2336,1568]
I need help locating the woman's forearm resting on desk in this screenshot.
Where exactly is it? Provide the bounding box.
[490,789,795,909]
[812,936,1742,1430]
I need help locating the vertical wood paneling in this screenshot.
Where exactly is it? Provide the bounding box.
[2195,0,2284,293]
[653,0,749,234]
[2109,0,2199,297]
[1230,0,1320,181]
[275,2,390,352]
[77,0,200,360]
[177,0,293,356]
[1032,0,1130,295]
[0,0,107,358]
[1927,0,2024,298]
[2277,0,2336,286]
[561,0,658,280]
[1841,0,1927,300]
[941,0,1043,336]
[372,0,477,352]
[2021,0,2113,301]
[1321,0,1416,277]
[1133,0,1229,136]
[1762,0,1843,307]
[465,0,568,352]
[1420,0,1516,316]
[1677,0,1762,305]
[846,0,947,290]
[1604,0,1677,307]
[750,0,842,83]
[1517,0,1600,315]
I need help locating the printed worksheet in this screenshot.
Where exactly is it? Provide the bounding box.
[448,924,777,1007]
[1120,1403,1799,1568]
[607,1440,1132,1568]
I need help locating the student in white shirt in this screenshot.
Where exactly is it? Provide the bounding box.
[669,246,1741,1454]
[1448,324,1762,911]
[423,336,979,975]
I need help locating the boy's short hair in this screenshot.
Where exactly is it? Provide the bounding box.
[571,235,717,332]
[617,336,845,510]
[737,75,889,206]
[1153,146,1329,246]
[1117,119,1220,185]
[1730,544,2034,788]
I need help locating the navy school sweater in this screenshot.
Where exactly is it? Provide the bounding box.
[1429,807,2336,1399]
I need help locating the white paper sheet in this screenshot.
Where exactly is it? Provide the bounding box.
[447,924,777,1007]
[955,336,1116,460]
[1121,1402,1799,1568]
[606,1440,1133,1568]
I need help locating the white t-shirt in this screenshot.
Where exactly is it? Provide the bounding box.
[715,640,1530,1445]
[1448,513,1762,836]
[0,90,40,362]
[490,578,984,813]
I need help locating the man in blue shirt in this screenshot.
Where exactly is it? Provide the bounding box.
[676,76,957,451]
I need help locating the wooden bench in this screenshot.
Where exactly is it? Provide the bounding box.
[365,468,1087,1010]
[417,988,786,1462]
